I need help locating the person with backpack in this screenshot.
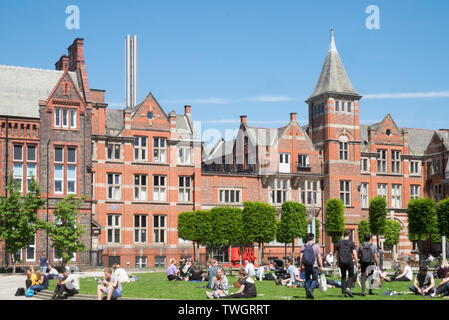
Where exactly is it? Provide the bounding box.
[336,230,358,297]
[357,233,378,296]
[299,233,323,299]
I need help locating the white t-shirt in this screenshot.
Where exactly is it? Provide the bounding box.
[65,274,79,290]
[245,263,256,277]
[114,268,130,283]
[404,265,413,280]
[326,254,334,264]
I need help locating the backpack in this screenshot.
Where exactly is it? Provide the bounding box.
[264,273,275,281]
[360,243,374,264]
[338,241,353,265]
[15,288,25,296]
[25,288,34,297]
[302,243,316,266]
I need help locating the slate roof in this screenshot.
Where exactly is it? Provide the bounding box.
[0,65,79,118]
[105,109,124,136]
[309,31,359,99]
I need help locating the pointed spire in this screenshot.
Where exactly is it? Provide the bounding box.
[308,29,359,100]
[328,29,338,54]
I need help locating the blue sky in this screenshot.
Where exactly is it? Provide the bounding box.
[1,1,448,146]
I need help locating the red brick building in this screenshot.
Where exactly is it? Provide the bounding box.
[0,34,448,268]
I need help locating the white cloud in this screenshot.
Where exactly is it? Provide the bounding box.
[241,95,296,102]
[363,91,449,99]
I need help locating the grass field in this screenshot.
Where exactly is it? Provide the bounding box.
[46,272,447,300]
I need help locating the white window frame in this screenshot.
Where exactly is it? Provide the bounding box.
[153,175,167,202]
[134,215,147,244]
[153,215,166,244]
[107,214,121,244]
[107,142,121,161]
[391,184,402,209]
[13,162,23,192]
[69,109,77,129]
[134,174,148,201]
[26,163,37,192]
[27,145,36,162]
[13,144,23,161]
[339,136,349,161]
[377,149,387,173]
[298,154,309,168]
[361,157,370,172]
[178,147,191,164]
[377,183,388,204]
[107,173,121,200]
[26,234,36,262]
[135,256,147,268]
[434,184,442,202]
[54,146,64,163]
[134,136,147,162]
[153,137,167,163]
[179,176,192,203]
[361,183,369,208]
[67,165,76,194]
[391,150,401,174]
[67,147,77,164]
[340,180,351,206]
[62,109,69,128]
[410,185,420,200]
[410,161,421,175]
[279,153,290,173]
[218,188,241,204]
[54,165,64,194]
[54,108,61,127]
[269,178,289,204]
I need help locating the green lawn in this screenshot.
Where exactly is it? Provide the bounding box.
[47,272,446,300]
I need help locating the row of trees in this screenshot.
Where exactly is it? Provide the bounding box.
[0,176,86,272]
[178,201,323,271]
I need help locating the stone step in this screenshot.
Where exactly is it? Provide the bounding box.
[33,290,156,300]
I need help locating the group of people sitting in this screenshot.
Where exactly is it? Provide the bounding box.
[166,258,204,282]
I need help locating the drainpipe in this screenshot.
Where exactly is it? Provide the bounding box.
[46,137,51,261]
[4,117,9,267]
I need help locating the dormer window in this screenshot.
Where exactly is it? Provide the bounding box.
[54,108,77,129]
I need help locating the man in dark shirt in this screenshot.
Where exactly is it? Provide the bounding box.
[357,233,378,296]
[336,230,358,297]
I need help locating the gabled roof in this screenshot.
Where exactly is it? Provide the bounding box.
[309,30,359,100]
[0,65,79,118]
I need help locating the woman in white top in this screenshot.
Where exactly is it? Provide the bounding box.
[391,261,413,281]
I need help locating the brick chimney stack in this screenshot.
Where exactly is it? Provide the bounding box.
[55,55,69,72]
[68,38,85,71]
[290,112,297,121]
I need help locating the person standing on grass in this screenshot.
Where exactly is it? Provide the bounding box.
[207,259,219,288]
[39,253,48,275]
[97,267,123,300]
[245,260,256,277]
[409,265,435,296]
[300,233,323,299]
[357,233,378,296]
[222,269,257,299]
[336,230,358,298]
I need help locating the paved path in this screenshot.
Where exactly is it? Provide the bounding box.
[0,270,152,300]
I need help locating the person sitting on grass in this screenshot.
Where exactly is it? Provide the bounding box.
[167,259,182,281]
[52,268,79,299]
[390,261,413,282]
[97,267,123,300]
[207,260,219,288]
[181,260,193,281]
[433,270,449,297]
[46,264,59,280]
[409,265,435,296]
[222,269,257,299]
[435,260,449,279]
[290,265,305,288]
[206,267,228,299]
[30,270,49,292]
[113,264,130,283]
[189,262,204,281]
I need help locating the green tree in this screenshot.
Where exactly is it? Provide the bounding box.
[369,196,387,248]
[194,210,215,260]
[242,201,277,265]
[437,198,449,238]
[277,202,307,262]
[325,198,345,246]
[357,220,371,244]
[210,207,243,274]
[0,176,46,273]
[178,211,198,261]
[407,198,436,258]
[46,195,87,268]
[384,219,401,262]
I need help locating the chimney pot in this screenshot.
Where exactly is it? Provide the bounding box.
[184,105,191,114]
[290,112,297,121]
[240,115,247,124]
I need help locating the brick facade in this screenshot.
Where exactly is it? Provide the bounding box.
[1,35,448,268]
